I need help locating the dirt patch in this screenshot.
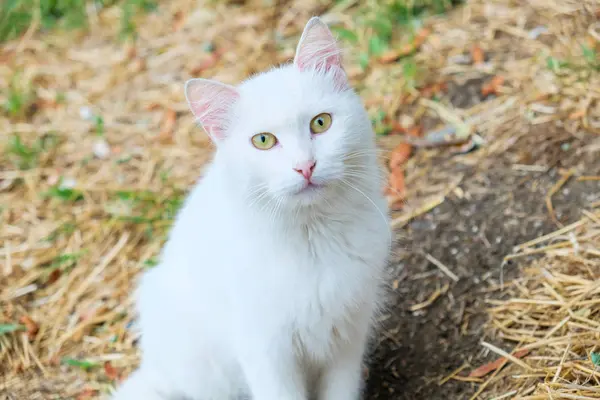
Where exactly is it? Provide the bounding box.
[365,123,600,399]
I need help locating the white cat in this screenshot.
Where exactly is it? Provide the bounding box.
[112,17,391,400]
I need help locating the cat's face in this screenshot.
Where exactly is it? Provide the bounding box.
[224,67,372,207]
[185,17,375,208]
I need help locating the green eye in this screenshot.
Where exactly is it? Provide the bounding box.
[251,132,278,150]
[310,113,332,134]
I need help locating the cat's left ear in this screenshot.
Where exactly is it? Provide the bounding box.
[294,17,347,88]
[184,78,239,142]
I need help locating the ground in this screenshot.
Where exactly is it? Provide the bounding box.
[1,0,599,399]
[367,123,600,399]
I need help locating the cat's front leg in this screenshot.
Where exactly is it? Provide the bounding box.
[238,339,308,400]
[317,339,367,400]
[317,308,373,400]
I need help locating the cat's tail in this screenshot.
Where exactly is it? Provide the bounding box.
[109,367,170,400]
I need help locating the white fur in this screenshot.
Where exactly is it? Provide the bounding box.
[112,17,391,400]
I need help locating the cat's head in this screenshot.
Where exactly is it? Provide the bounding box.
[185,17,378,209]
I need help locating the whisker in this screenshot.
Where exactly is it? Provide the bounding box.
[340,178,392,246]
[343,148,390,156]
[342,170,407,202]
[244,183,269,200]
[343,151,392,161]
[258,193,276,216]
[342,168,386,183]
[246,187,270,209]
[270,196,284,225]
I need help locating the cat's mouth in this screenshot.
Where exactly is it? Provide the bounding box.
[294,181,325,196]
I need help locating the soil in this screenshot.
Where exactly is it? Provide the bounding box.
[364,82,600,400]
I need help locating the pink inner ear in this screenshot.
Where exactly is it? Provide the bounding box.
[186,81,239,141]
[295,21,342,73]
[329,65,350,91]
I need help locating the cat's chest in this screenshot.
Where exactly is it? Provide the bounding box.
[233,211,386,337]
[288,261,370,362]
[257,215,384,293]
[263,223,379,355]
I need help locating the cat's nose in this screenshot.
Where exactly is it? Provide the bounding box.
[293,160,316,181]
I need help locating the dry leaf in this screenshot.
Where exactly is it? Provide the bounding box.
[145,103,161,111]
[390,142,413,170]
[388,167,406,200]
[471,45,485,64]
[419,81,448,98]
[47,268,62,284]
[379,50,404,64]
[468,349,529,378]
[14,362,23,373]
[76,389,97,400]
[40,99,59,109]
[534,92,551,102]
[191,54,218,75]
[407,125,422,137]
[159,109,177,143]
[387,194,405,210]
[18,315,39,340]
[390,121,407,135]
[379,28,431,63]
[125,45,136,60]
[104,361,119,380]
[481,75,504,96]
[173,11,185,31]
[390,124,422,137]
[415,28,431,44]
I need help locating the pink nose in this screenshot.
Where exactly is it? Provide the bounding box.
[293,160,316,181]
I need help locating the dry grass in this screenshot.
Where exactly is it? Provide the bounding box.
[472,211,600,399]
[1,0,599,399]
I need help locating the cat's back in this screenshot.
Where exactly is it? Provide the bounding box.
[141,160,240,299]
[136,160,237,328]
[166,161,237,250]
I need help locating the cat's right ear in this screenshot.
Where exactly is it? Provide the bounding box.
[184,78,240,142]
[294,17,348,91]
